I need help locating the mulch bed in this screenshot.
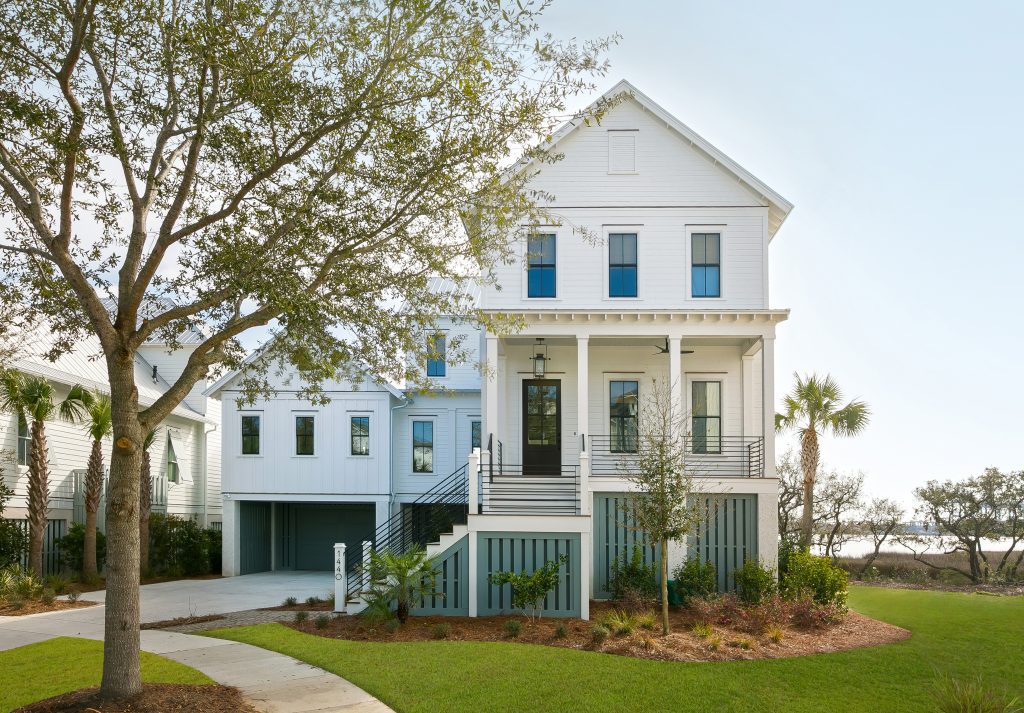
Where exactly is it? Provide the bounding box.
[261,600,334,612]
[287,600,910,662]
[0,599,96,617]
[16,684,258,712]
[141,614,225,630]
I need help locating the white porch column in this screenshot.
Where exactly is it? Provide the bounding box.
[333,542,347,613]
[761,336,776,479]
[577,336,590,516]
[742,352,756,438]
[222,497,240,576]
[467,449,480,515]
[484,335,500,446]
[668,336,683,430]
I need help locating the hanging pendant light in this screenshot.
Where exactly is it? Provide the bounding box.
[532,338,548,378]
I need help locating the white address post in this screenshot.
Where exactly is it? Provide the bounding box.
[334,542,347,613]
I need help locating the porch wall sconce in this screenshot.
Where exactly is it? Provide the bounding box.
[532,338,548,378]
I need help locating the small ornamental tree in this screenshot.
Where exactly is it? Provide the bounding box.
[623,379,706,635]
[0,0,614,696]
[857,497,905,577]
[490,554,568,622]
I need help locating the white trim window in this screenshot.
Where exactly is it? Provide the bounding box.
[608,232,638,298]
[166,434,180,483]
[240,414,261,455]
[412,420,434,473]
[691,381,722,454]
[526,233,556,298]
[426,333,446,378]
[16,419,29,466]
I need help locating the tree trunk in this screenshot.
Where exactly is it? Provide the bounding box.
[660,538,669,635]
[100,357,144,700]
[139,450,151,576]
[83,438,104,579]
[26,420,49,579]
[799,428,820,549]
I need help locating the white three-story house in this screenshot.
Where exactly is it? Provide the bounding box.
[212,80,791,620]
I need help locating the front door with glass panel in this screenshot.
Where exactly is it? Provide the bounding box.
[523,379,561,475]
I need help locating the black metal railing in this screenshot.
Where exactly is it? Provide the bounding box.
[348,464,469,594]
[479,464,580,515]
[486,433,504,481]
[590,435,765,478]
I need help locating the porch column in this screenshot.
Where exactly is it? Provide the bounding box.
[668,336,682,432]
[577,336,590,516]
[761,336,776,479]
[742,351,756,438]
[484,334,500,446]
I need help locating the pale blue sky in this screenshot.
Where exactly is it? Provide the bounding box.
[539,0,1024,506]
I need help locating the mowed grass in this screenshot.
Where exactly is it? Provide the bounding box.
[0,637,212,712]
[208,586,1024,713]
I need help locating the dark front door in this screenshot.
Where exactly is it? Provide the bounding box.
[523,379,561,475]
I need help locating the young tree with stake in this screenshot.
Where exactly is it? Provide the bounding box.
[0,0,613,697]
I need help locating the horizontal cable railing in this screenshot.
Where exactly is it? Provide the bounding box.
[348,464,469,595]
[479,464,580,515]
[590,435,765,478]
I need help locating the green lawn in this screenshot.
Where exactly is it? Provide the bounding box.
[0,637,212,712]
[207,586,1024,713]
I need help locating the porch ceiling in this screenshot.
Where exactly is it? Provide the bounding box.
[500,335,759,348]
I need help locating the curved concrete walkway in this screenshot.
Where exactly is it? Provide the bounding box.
[0,573,393,713]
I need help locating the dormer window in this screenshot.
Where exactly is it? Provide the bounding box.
[527,234,556,298]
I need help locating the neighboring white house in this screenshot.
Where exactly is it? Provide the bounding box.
[211,79,791,620]
[1,326,223,572]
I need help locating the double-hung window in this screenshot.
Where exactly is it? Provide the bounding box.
[527,234,556,298]
[608,233,638,298]
[295,415,315,456]
[351,416,370,456]
[166,436,179,483]
[426,334,446,377]
[609,380,639,453]
[691,381,722,454]
[412,421,434,473]
[691,233,721,298]
[16,419,29,465]
[241,415,260,455]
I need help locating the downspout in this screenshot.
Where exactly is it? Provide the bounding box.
[389,394,413,517]
[203,420,219,527]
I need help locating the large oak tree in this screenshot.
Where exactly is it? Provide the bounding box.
[0,0,612,697]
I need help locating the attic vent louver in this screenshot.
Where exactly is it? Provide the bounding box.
[608,130,637,174]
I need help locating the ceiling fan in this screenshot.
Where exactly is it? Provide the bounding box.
[654,338,695,356]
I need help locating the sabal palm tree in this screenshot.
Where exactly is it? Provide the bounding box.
[775,373,870,549]
[0,371,91,577]
[139,429,156,575]
[82,392,112,579]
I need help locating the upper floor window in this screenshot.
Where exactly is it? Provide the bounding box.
[166,435,179,483]
[241,415,261,455]
[426,334,446,377]
[527,234,556,298]
[351,416,370,456]
[412,421,434,473]
[691,381,721,454]
[471,420,481,450]
[691,233,721,298]
[295,415,315,456]
[609,233,638,298]
[609,380,639,453]
[16,419,29,465]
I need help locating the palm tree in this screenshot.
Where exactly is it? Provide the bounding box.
[0,371,91,577]
[139,429,156,575]
[775,373,870,549]
[82,392,112,580]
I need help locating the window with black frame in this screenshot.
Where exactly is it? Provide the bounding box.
[609,233,638,297]
[691,381,721,454]
[691,232,721,298]
[295,415,315,456]
[471,420,481,450]
[609,380,639,453]
[351,416,370,456]
[426,333,446,377]
[527,233,556,298]
[241,414,260,455]
[412,421,434,473]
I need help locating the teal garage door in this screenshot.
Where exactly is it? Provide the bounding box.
[240,501,271,575]
[276,503,375,571]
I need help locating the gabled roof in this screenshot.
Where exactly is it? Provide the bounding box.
[516,79,794,238]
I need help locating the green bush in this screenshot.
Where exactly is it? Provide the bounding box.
[932,674,1022,713]
[673,558,717,604]
[204,528,222,574]
[590,624,609,644]
[0,565,43,601]
[780,549,848,608]
[147,514,211,576]
[609,546,658,602]
[554,623,568,639]
[55,523,106,575]
[503,619,522,638]
[0,482,25,568]
[431,623,451,639]
[294,610,308,624]
[490,554,568,621]
[314,614,331,629]
[733,558,777,606]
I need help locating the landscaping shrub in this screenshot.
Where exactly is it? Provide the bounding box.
[294,611,309,624]
[706,633,722,651]
[745,595,786,634]
[554,623,568,639]
[766,626,784,643]
[590,624,609,644]
[147,514,212,576]
[45,574,71,594]
[40,587,55,605]
[383,618,401,633]
[636,611,656,631]
[733,559,777,606]
[609,546,658,604]
[283,596,298,607]
[314,614,330,629]
[687,596,718,625]
[601,609,636,636]
[0,482,26,568]
[790,597,846,629]
[931,674,1022,713]
[691,621,713,639]
[364,547,439,623]
[55,523,106,575]
[0,565,43,601]
[305,596,322,606]
[490,554,567,621]
[781,549,848,608]
[503,619,521,638]
[431,623,451,639]
[204,527,222,574]
[673,557,717,605]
